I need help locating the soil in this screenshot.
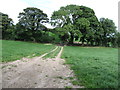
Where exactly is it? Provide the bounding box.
[1,46,84,88]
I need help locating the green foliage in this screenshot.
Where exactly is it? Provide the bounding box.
[16,7,48,42]
[2,40,55,62]
[51,5,103,45]
[14,7,61,43]
[76,18,91,45]
[1,5,119,47]
[39,31,60,43]
[39,31,53,43]
[117,32,120,47]
[100,18,117,47]
[51,5,118,47]
[0,12,14,40]
[62,46,118,88]
[51,5,85,44]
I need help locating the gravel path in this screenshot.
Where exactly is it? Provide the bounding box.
[2,46,84,88]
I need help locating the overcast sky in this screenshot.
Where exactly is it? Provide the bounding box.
[0,0,119,29]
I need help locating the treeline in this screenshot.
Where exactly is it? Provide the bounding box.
[1,5,120,47]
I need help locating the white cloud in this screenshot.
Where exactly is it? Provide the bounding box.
[0,0,29,24]
[0,0,119,28]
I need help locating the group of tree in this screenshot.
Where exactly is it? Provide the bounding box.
[1,5,120,47]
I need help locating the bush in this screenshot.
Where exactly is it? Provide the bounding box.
[39,31,61,43]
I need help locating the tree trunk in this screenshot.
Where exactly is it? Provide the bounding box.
[87,40,89,46]
[68,32,74,45]
[82,41,84,46]
[90,40,94,46]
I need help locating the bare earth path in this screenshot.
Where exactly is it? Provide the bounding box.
[2,46,84,88]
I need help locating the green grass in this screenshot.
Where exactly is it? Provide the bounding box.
[62,46,118,88]
[64,86,72,88]
[0,40,2,61]
[43,46,61,58]
[71,80,80,85]
[2,40,55,62]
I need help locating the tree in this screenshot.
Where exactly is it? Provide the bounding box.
[100,18,117,47]
[117,32,120,47]
[75,18,90,45]
[17,7,48,42]
[51,5,101,45]
[76,6,103,46]
[0,12,14,40]
[51,5,81,44]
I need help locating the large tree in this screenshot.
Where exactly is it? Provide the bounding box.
[76,6,103,46]
[117,32,120,47]
[17,7,48,42]
[51,5,101,45]
[75,18,90,45]
[100,18,117,47]
[0,12,14,39]
[51,5,81,44]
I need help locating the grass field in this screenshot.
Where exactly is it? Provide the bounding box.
[2,40,55,62]
[1,40,118,88]
[62,46,118,88]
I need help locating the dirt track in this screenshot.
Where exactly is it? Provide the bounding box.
[2,46,84,88]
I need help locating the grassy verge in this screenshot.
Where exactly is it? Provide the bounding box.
[62,46,118,88]
[2,40,55,62]
[43,46,61,58]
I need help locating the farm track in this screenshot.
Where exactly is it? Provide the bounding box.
[2,46,83,88]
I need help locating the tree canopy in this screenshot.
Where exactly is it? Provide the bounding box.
[16,7,49,42]
[51,5,103,45]
[0,12,14,39]
[1,5,119,47]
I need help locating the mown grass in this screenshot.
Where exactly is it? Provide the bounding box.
[2,40,55,62]
[43,46,61,58]
[62,46,118,88]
